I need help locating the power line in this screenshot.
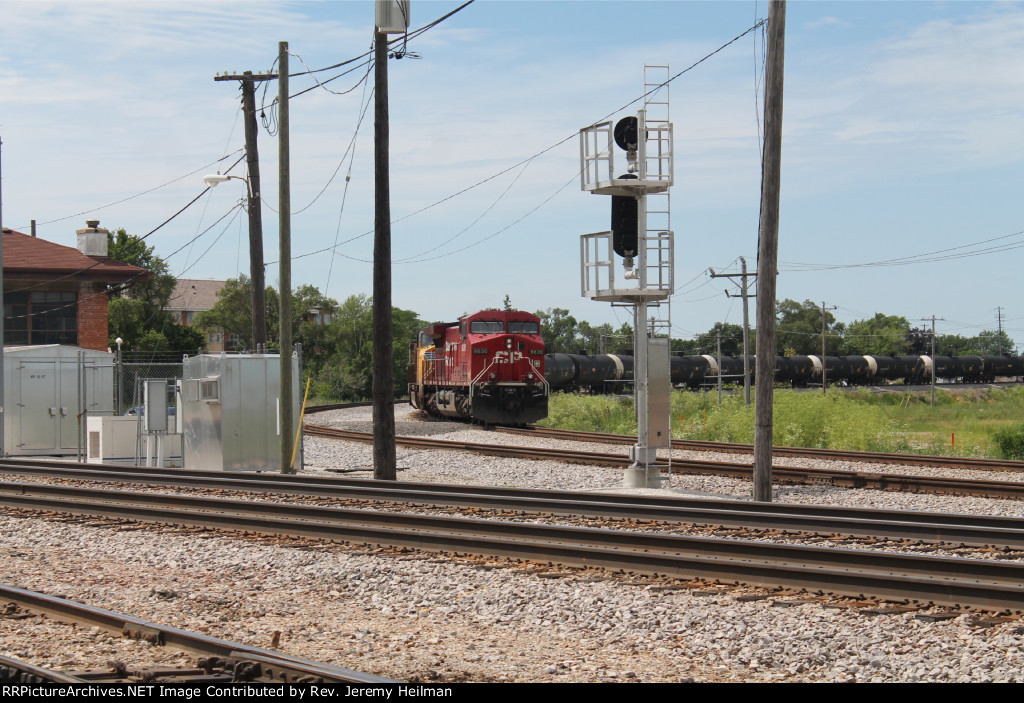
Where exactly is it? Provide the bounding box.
[256,0,476,112]
[282,18,769,264]
[261,78,375,217]
[5,154,244,296]
[781,227,1024,272]
[8,150,243,232]
[393,158,532,262]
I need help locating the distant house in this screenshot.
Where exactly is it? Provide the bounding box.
[166,279,235,352]
[2,220,149,351]
[307,307,334,325]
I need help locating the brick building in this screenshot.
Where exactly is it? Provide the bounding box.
[2,220,149,351]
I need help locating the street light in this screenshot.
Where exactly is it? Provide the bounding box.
[202,173,253,198]
[200,172,266,350]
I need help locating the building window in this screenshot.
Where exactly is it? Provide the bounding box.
[4,290,78,345]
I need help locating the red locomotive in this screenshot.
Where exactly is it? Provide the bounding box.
[408,310,548,425]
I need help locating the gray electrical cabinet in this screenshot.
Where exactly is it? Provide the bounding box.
[181,353,300,471]
[4,345,114,456]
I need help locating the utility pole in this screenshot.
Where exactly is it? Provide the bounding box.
[716,330,723,404]
[996,306,1005,355]
[753,0,786,503]
[821,301,837,394]
[922,315,944,407]
[374,3,407,481]
[278,41,294,474]
[710,257,756,405]
[213,71,276,349]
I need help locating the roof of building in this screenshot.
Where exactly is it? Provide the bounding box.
[2,228,148,283]
[166,279,227,312]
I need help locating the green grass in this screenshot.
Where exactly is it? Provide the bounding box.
[541,386,1024,459]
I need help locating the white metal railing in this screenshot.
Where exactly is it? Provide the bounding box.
[579,121,613,193]
[580,230,674,302]
[579,118,672,195]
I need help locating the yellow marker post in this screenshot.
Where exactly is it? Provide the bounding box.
[290,377,312,471]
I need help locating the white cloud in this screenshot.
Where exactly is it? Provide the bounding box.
[802,16,852,31]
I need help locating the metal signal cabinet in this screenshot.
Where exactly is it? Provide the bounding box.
[3,345,114,456]
[180,353,300,471]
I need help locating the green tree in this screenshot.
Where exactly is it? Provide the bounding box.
[198,283,423,400]
[840,313,911,356]
[974,329,1015,356]
[193,275,278,350]
[698,322,746,356]
[776,299,844,356]
[106,228,204,353]
[305,294,423,401]
[536,308,583,354]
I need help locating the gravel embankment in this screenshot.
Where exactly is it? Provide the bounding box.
[1,405,1023,683]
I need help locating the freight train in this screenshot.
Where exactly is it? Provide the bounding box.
[545,352,1024,391]
[408,311,548,424]
[408,309,1023,425]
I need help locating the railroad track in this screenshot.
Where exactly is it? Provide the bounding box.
[2,480,1024,611]
[306,401,1020,471]
[303,424,1024,500]
[0,584,394,684]
[1,459,1024,549]
[497,425,1024,472]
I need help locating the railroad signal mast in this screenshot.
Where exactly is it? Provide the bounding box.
[579,66,674,489]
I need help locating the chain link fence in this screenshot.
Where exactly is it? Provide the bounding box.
[114,351,186,415]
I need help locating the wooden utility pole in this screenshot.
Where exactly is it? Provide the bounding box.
[821,301,837,394]
[278,41,294,474]
[373,31,397,481]
[716,331,723,404]
[997,306,1005,355]
[753,0,786,503]
[710,257,756,405]
[213,71,276,349]
[922,315,944,407]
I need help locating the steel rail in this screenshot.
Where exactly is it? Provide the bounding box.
[304,400,1022,471]
[2,461,1024,549]
[0,584,396,684]
[0,652,87,684]
[303,424,1024,500]
[497,425,1024,472]
[2,483,1024,610]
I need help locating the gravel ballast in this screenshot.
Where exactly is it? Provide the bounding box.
[2,405,1023,683]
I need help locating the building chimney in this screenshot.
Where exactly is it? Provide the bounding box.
[76,219,109,257]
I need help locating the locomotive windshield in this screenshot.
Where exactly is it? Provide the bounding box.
[507,321,539,334]
[470,321,504,334]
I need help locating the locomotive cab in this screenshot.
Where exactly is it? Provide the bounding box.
[409,310,548,425]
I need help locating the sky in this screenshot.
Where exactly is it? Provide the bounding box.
[2,0,1024,348]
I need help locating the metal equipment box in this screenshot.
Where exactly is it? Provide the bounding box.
[180,353,300,472]
[4,345,114,456]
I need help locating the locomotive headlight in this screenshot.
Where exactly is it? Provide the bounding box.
[489,373,496,380]
[506,337,512,349]
[528,374,534,380]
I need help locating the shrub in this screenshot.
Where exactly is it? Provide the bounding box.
[545,388,908,452]
[993,424,1024,460]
